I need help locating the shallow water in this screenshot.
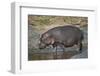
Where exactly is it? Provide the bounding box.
[28,45,88,60]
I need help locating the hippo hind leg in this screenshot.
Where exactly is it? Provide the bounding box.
[78,42,82,53]
[76,41,82,53]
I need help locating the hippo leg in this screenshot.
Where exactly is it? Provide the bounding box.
[80,42,82,53]
[52,43,58,59]
[58,44,65,58]
[62,47,65,59]
[78,42,82,53]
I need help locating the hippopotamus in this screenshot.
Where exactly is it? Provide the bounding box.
[39,25,84,58]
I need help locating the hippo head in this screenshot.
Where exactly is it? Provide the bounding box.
[39,33,55,49]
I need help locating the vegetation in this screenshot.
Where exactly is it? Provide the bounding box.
[28,15,88,29]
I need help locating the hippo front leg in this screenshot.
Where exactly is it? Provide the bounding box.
[59,44,65,58]
[52,44,58,59]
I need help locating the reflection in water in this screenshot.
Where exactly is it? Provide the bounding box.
[28,51,78,60]
[28,45,88,60]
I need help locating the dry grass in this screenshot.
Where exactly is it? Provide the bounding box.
[28,15,88,30]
